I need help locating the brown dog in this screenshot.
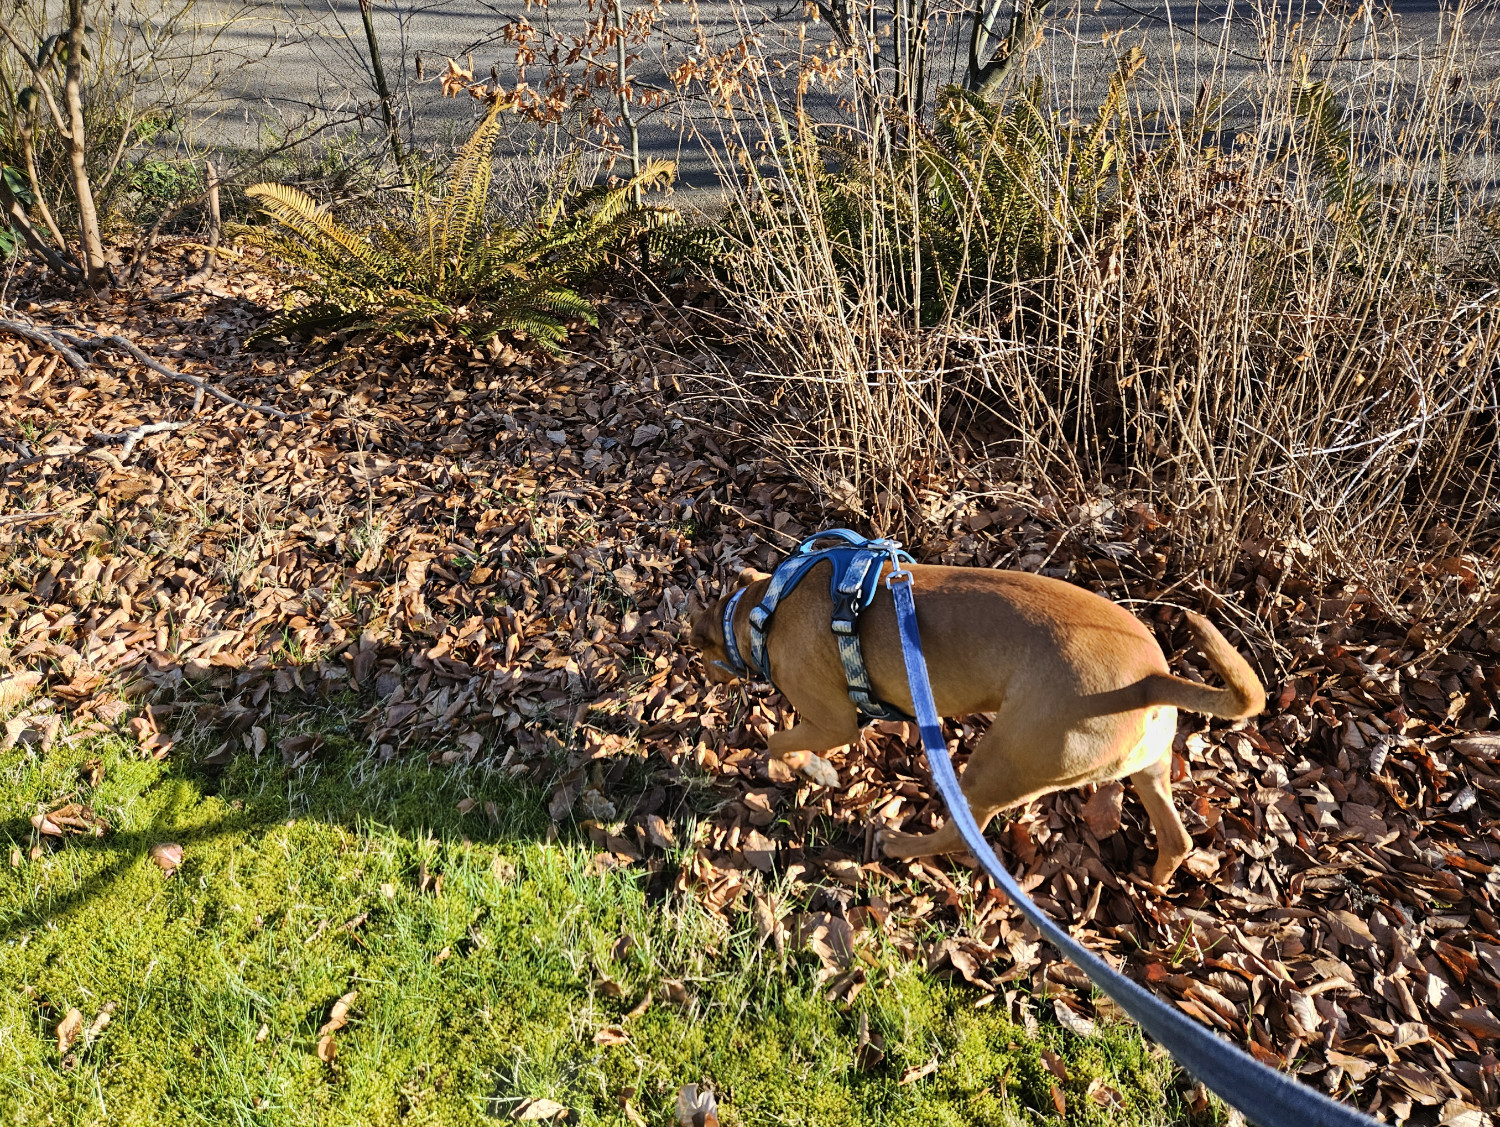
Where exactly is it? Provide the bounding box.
[690,562,1264,886]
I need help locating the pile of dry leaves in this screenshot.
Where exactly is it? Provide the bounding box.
[2,246,1499,1125]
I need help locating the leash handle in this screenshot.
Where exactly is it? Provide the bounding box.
[885,573,1380,1127]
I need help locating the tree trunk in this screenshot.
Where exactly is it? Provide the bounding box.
[358,0,405,177]
[968,0,1050,100]
[0,176,78,277]
[611,0,642,205]
[64,0,108,288]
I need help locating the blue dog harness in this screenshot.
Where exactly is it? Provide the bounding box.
[719,530,913,722]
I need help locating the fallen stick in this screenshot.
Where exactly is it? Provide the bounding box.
[56,330,298,419]
[0,313,298,420]
[0,317,89,371]
[91,421,191,460]
[0,509,60,524]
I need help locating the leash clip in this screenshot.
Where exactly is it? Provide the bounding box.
[869,537,912,587]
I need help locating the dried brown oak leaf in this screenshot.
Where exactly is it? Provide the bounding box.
[513,1098,570,1121]
[149,843,184,874]
[33,804,108,838]
[1079,781,1124,837]
[0,671,41,711]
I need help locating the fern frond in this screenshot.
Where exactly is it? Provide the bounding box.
[245,183,397,283]
[438,99,507,265]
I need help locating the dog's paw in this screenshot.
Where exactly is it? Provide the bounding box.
[873,824,913,859]
[797,753,840,789]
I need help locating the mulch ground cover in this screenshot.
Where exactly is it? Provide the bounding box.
[3,244,1500,1124]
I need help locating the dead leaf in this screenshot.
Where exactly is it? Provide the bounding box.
[899,1059,939,1085]
[593,1025,629,1045]
[644,814,675,849]
[1079,781,1124,837]
[514,1097,570,1121]
[148,842,183,874]
[675,1084,718,1127]
[318,990,358,1036]
[0,671,41,711]
[86,1003,115,1041]
[1088,1079,1125,1109]
[33,803,108,838]
[855,1010,885,1070]
[1053,999,1097,1037]
[1039,1048,1068,1082]
[55,1008,83,1053]
[315,1034,337,1062]
[1451,1005,1500,1039]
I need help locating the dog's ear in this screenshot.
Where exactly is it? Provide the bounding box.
[684,591,704,618]
[734,567,771,590]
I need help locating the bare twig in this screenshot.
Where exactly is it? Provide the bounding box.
[0,316,89,370]
[0,19,72,135]
[65,331,297,417]
[186,161,222,283]
[92,421,191,460]
[0,314,298,420]
[0,510,60,525]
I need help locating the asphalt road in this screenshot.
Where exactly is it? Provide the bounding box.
[194,0,1499,187]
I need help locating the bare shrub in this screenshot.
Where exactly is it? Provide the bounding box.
[0,0,265,285]
[684,5,1500,623]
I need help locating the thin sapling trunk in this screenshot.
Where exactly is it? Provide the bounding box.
[64,0,108,287]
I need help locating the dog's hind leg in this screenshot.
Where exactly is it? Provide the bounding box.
[1130,752,1193,888]
[877,724,1049,861]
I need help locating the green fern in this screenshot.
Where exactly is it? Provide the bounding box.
[750,55,1142,319]
[1289,78,1375,243]
[233,103,683,351]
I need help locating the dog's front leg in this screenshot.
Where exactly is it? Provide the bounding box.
[766,717,859,789]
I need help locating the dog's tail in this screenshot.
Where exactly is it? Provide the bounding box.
[1141,612,1266,719]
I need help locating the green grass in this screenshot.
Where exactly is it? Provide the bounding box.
[1,704,1195,1127]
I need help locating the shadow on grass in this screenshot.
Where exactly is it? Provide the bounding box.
[0,697,1212,1127]
[0,706,684,946]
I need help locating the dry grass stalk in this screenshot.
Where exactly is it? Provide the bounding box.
[681,1,1500,624]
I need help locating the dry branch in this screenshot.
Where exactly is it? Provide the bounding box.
[0,317,89,371]
[91,421,191,459]
[0,315,297,420]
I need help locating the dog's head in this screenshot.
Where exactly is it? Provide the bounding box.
[688,567,770,683]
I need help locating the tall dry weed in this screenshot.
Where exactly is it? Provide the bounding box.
[684,1,1500,624]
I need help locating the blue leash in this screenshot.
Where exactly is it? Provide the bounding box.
[882,560,1380,1127]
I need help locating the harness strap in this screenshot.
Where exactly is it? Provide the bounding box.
[748,552,826,691]
[745,531,913,720]
[831,551,907,721]
[884,567,1379,1127]
[721,587,750,677]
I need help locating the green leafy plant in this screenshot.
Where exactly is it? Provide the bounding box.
[237,100,681,350]
[743,52,1144,320]
[0,161,35,255]
[1288,77,1374,243]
